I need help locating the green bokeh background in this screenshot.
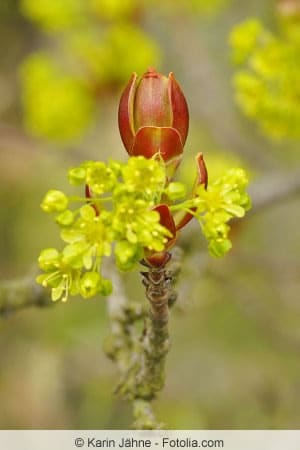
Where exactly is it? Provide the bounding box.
[1,0,300,429]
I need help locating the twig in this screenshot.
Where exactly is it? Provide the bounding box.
[137,258,173,398]
[0,274,52,317]
[104,254,180,429]
[248,168,300,215]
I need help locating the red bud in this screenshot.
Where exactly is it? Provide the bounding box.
[118,68,189,165]
[175,153,208,231]
[144,204,177,267]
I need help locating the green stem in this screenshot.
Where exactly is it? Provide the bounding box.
[169,201,199,213]
[69,196,113,203]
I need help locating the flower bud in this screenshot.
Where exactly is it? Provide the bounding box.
[80,272,101,298]
[38,248,60,271]
[118,68,189,165]
[41,190,68,213]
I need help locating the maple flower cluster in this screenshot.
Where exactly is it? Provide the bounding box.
[37,68,251,302]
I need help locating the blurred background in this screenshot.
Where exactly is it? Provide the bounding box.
[1,0,300,429]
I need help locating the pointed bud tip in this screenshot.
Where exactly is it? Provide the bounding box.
[196,152,208,189]
[144,67,161,78]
